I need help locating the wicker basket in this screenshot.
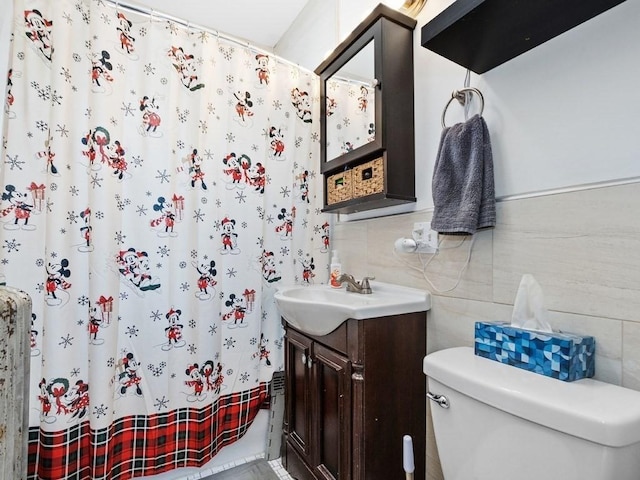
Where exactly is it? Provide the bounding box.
[352,157,384,198]
[326,169,353,205]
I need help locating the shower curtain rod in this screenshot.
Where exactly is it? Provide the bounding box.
[104,0,314,73]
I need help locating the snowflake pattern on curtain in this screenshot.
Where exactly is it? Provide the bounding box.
[2,1,330,479]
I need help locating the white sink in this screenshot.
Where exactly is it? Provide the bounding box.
[274,281,431,336]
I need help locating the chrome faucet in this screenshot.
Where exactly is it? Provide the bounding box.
[335,274,375,294]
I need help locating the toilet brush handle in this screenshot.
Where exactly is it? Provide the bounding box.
[403,435,415,479]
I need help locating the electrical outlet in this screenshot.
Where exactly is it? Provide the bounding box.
[414,222,438,244]
[412,222,439,252]
[412,222,431,241]
[424,225,439,249]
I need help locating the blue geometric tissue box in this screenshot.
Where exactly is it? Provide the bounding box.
[474,321,595,382]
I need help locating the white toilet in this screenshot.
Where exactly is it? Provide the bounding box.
[423,347,640,480]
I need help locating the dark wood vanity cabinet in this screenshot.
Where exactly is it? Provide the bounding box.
[282,312,426,480]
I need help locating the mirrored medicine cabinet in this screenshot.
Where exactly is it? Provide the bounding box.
[315,3,417,214]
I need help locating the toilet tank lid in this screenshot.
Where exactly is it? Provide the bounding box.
[423,347,640,448]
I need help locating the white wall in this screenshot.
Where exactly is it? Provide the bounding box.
[277,0,640,218]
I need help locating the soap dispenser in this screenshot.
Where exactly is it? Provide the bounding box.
[329,250,342,288]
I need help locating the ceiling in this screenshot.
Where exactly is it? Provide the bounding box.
[129,0,312,49]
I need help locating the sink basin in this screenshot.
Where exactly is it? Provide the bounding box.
[274,281,431,336]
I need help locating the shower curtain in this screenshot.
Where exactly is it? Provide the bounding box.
[1,1,330,479]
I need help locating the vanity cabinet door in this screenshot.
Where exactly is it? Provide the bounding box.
[285,329,314,465]
[283,312,426,480]
[313,342,352,480]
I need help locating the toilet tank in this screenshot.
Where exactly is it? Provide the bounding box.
[423,347,640,480]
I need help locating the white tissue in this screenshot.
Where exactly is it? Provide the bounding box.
[511,274,552,332]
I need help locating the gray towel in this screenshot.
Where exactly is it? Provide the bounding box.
[431,114,495,235]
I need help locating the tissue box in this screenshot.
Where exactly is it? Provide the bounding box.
[474,321,595,382]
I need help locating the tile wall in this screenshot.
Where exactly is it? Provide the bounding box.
[331,181,640,479]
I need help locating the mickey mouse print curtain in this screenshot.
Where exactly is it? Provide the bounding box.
[2,1,329,478]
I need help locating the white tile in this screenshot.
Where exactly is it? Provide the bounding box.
[268,458,296,480]
[549,310,622,385]
[332,219,368,277]
[493,183,640,322]
[427,296,512,353]
[414,229,493,300]
[334,210,494,300]
[623,321,640,391]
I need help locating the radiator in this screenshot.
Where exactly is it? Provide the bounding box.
[0,286,32,480]
[266,370,285,461]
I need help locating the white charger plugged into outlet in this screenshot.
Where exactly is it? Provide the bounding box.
[394,222,438,254]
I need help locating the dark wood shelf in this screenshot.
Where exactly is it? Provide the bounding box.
[322,191,416,214]
[420,0,627,74]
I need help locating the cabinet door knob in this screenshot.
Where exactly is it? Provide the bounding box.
[301,353,313,368]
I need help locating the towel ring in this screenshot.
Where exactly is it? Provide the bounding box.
[441,87,484,128]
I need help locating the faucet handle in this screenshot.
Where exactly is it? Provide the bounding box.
[360,276,375,288]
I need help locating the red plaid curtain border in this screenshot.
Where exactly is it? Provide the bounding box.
[28,383,268,480]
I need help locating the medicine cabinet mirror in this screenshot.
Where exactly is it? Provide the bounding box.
[315,4,417,214]
[325,41,376,162]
